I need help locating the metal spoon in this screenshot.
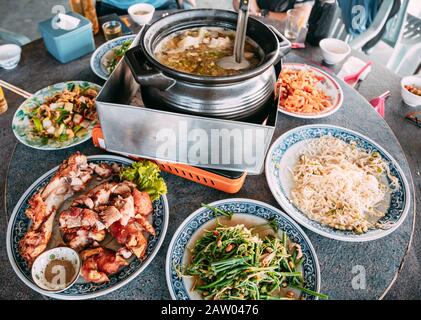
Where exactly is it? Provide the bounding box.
[217,0,251,70]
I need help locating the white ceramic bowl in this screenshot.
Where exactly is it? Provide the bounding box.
[31,247,81,293]
[128,3,155,26]
[0,44,22,70]
[401,75,421,107]
[319,38,350,65]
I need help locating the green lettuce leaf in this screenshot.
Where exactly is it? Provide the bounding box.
[119,160,167,202]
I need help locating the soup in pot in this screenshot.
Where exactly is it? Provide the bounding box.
[154,27,263,76]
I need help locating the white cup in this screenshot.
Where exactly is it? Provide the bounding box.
[401,75,421,107]
[319,38,351,65]
[128,3,155,26]
[0,44,22,70]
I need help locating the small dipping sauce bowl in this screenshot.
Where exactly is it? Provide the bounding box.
[319,38,350,65]
[401,75,421,107]
[31,247,81,293]
[0,44,22,70]
[128,3,155,26]
[102,21,123,41]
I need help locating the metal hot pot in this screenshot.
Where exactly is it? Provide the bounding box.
[125,9,291,121]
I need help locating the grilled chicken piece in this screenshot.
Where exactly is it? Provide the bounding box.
[104,184,155,257]
[71,181,151,227]
[19,152,93,265]
[59,178,155,260]
[63,228,106,251]
[59,207,105,230]
[72,195,94,209]
[109,220,148,259]
[77,181,117,208]
[60,207,106,251]
[24,194,47,231]
[111,183,132,197]
[117,247,133,259]
[40,153,92,197]
[132,189,153,216]
[135,214,156,236]
[112,180,137,192]
[89,163,117,179]
[99,206,122,228]
[91,187,112,208]
[80,247,128,283]
[112,195,135,226]
[19,231,49,263]
[19,212,55,263]
[26,180,78,231]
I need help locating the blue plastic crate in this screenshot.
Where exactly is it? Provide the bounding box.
[38,11,95,63]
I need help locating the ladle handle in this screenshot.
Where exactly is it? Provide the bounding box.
[234,0,251,63]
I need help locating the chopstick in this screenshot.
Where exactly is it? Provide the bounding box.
[0,79,33,99]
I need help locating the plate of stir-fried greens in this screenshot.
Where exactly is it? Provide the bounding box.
[166,198,325,300]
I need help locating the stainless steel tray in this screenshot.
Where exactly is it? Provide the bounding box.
[96,31,279,174]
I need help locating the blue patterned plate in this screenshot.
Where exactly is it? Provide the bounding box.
[90,35,136,80]
[6,155,169,300]
[166,198,321,300]
[265,124,410,242]
[12,81,101,150]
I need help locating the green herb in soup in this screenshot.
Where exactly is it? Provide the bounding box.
[154,27,262,76]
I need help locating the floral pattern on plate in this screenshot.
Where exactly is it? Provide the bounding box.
[278,63,344,119]
[265,124,411,242]
[166,198,321,300]
[12,81,101,150]
[6,155,169,300]
[90,35,136,80]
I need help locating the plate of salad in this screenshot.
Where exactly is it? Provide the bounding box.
[12,81,101,150]
[166,198,325,300]
[90,35,135,80]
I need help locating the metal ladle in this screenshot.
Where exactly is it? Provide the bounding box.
[217,0,251,70]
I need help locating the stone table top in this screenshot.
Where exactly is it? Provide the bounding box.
[0,11,419,300]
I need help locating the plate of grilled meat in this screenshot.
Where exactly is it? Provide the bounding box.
[6,152,169,299]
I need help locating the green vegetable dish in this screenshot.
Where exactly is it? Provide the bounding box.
[119,160,167,202]
[180,205,328,300]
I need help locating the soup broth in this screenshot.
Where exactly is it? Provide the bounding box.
[154,27,263,76]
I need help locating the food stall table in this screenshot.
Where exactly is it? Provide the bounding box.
[0,11,418,300]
